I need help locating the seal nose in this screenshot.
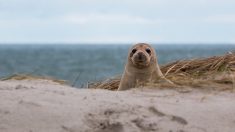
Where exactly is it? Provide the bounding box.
[137,52,146,61]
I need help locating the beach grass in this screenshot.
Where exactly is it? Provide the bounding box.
[89,53,235,91]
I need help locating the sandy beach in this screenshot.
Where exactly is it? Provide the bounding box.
[0,79,235,132]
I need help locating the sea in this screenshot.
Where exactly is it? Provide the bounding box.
[0,44,235,87]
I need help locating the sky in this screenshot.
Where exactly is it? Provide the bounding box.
[0,0,235,44]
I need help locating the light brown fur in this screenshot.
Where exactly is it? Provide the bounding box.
[118,43,173,90]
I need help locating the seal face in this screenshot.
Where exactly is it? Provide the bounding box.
[130,44,152,69]
[118,43,172,91]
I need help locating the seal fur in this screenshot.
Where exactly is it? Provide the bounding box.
[118,43,173,90]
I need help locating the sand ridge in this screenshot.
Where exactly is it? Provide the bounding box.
[0,79,235,132]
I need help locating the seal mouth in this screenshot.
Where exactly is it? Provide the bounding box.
[135,60,145,63]
[134,60,148,65]
[132,58,150,68]
[132,62,149,69]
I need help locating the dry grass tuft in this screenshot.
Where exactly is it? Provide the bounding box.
[89,53,235,91]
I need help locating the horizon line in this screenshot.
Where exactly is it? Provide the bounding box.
[0,42,235,45]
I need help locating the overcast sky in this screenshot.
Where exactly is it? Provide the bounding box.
[0,0,235,44]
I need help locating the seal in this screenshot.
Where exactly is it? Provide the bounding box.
[118,43,173,90]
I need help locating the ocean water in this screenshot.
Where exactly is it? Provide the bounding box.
[0,44,234,87]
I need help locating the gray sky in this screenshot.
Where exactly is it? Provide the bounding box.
[0,0,235,44]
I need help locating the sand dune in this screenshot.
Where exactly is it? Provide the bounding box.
[0,79,235,132]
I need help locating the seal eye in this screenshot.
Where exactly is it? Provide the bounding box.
[132,49,137,54]
[146,48,151,55]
